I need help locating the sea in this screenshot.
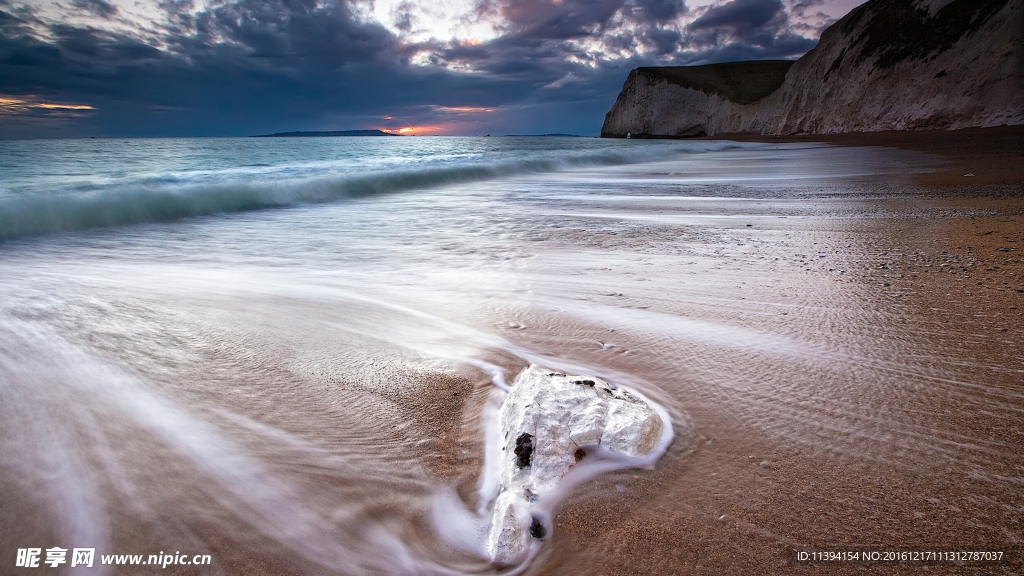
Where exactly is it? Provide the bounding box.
[3,136,1017,574]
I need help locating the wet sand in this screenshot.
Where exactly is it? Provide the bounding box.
[530,215,1022,574]
[498,133,1024,575]
[2,135,1021,575]
[710,125,1024,187]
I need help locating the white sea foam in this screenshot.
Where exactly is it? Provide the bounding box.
[0,139,758,241]
[4,137,996,576]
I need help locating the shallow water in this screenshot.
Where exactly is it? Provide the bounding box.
[2,137,1020,574]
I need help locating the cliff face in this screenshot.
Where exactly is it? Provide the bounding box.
[602,0,1024,137]
[600,62,793,138]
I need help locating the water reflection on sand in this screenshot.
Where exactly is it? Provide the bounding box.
[1,143,1020,574]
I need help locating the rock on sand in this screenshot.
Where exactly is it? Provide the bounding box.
[486,365,665,564]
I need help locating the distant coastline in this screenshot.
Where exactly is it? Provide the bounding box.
[253,131,582,138]
[253,130,400,137]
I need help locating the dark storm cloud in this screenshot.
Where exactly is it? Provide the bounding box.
[71,0,119,19]
[483,0,624,39]
[681,31,814,63]
[690,0,784,32]
[476,0,684,42]
[0,0,41,34]
[0,0,831,138]
[165,0,400,67]
[437,0,691,88]
[787,0,837,35]
[682,0,816,61]
[390,1,416,32]
[645,26,683,54]
[51,24,164,62]
[157,0,197,35]
[634,0,688,22]
[0,4,536,137]
[790,0,825,17]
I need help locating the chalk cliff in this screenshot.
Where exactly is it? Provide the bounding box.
[600,61,794,138]
[602,0,1024,137]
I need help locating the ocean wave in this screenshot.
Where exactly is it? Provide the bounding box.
[0,143,747,241]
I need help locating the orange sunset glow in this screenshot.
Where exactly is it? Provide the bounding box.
[436,106,496,113]
[381,126,444,134]
[0,96,95,113]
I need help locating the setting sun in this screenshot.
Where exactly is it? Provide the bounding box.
[436,106,496,113]
[381,126,444,134]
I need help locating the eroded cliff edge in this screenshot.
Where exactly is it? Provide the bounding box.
[601,0,1024,138]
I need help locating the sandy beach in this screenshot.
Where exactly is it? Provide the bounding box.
[4,0,1020,569]
[510,129,1024,575]
[710,125,1024,187]
[531,212,1021,574]
[1,134,1021,575]
[359,131,1024,575]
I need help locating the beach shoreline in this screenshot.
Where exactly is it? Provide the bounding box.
[701,124,1024,187]
[2,136,1021,575]
[490,137,1024,574]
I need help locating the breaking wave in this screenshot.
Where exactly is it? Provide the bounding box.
[0,144,741,242]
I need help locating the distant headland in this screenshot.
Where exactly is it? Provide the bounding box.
[254,130,400,137]
[602,0,1023,137]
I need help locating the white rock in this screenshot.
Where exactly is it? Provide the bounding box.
[487,492,531,564]
[485,365,666,564]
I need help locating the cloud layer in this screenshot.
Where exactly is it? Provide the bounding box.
[0,0,851,137]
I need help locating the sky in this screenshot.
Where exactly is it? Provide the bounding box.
[0,0,864,138]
